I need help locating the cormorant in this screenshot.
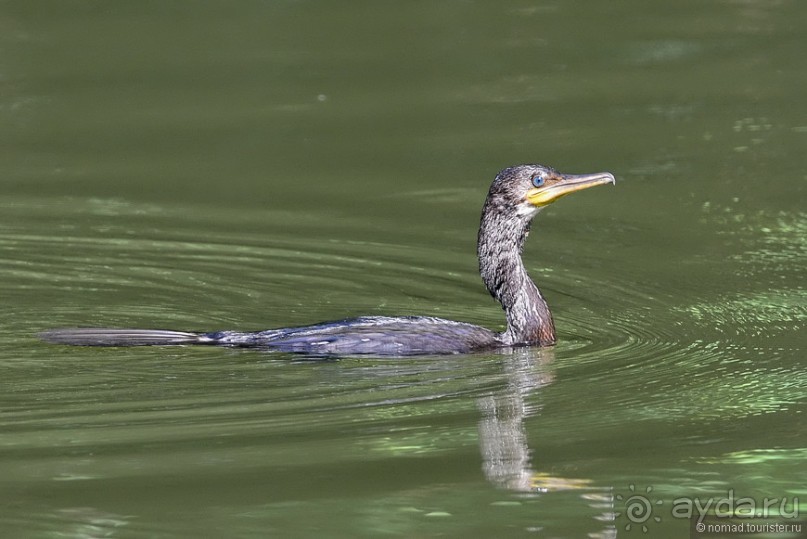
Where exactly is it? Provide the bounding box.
[41,164,614,355]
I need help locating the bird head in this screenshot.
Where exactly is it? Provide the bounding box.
[488,164,615,219]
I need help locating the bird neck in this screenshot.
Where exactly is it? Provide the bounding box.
[477,208,556,347]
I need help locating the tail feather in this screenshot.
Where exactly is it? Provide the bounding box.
[39,328,210,347]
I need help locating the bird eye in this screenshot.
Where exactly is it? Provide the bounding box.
[532,176,545,187]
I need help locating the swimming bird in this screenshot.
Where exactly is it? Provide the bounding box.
[40,164,614,355]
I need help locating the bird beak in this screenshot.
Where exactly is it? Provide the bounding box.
[526,172,615,207]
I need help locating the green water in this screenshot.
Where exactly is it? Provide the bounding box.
[2,1,805,537]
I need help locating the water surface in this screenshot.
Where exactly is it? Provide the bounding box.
[1,1,805,537]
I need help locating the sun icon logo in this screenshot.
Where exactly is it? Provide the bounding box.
[615,484,663,532]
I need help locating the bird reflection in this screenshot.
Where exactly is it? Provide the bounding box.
[475,347,616,538]
[476,346,553,491]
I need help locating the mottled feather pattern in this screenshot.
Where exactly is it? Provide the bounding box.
[208,316,499,355]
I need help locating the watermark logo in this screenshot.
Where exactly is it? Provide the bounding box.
[615,484,663,532]
[615,485,801,533]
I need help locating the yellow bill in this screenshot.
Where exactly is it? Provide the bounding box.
[526,172,616,207]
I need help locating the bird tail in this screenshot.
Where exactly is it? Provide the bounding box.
[39,328,213,347]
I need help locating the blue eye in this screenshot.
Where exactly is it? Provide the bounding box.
[532,176,545,187]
